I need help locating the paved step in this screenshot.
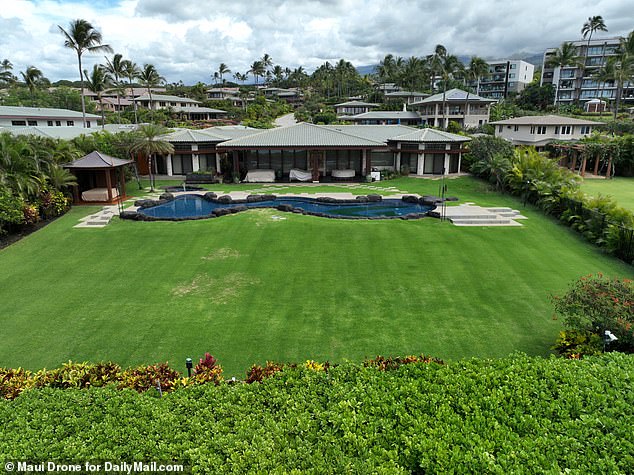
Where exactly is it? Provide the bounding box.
[451,218,513,225]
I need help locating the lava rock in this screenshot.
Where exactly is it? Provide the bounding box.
[159,192,174,201]
[217,195,233,204]
[367,194,382,202]
[401,195,419,203]
[202,192,217,201]
[277,204,294,212]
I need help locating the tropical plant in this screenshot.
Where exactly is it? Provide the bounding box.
[58,19,113,127]
[104,53,126,121]
[83,64,111,129]
[248,60,265,87]
[0,59,15,85]
[612,30,634,120]
[130,124,174,191]
[546,42,582,107]
[580,16,608,103]
[20,66,45,100]
[217,63,231,85]
[463,56,489,121]
[121,60,141,123]
[138,63,165,115]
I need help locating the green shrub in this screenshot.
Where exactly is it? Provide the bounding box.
[552,273,634,355]
[118,363,182,393]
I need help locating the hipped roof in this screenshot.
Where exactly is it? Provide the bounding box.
[63,151,133,169]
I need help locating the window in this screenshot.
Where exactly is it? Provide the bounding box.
[530,125,536,134]
[509,73,516,79]
[498,125,503,133]
[537,126,547,134]
[86,121,91,128]
[555,126,560,134]
[510,63,517,69]
[27,120,37,126]
[47,120,53,126]
[66,120,74,126]
[11,120,27,126]
[580,126,591,134]
[560,126,571,134]
[160,102,166,107]
[514,125,519,132]
[55,121,61,126]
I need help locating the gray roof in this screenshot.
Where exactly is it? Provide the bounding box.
[0,105,100,119]
[135,94,200,104]
[385,91,429,98]
[63,151,133,169]
[334,100,380,107]
[390,128,471,143]
[325,125,419,142]
[161,128,229,143]
[410,88,496,105]
[490,115,604,126]
[171,106,227,114]
[341,111,421,120]
[216,122,385,148]
[203,125,259,139]
[7,126,95,140]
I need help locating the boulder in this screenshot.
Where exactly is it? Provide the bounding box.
[401,195,419,204]
[367,194,382,202]
[355,196,369,203]
[217,195,233,204]
[202,192,217,201]
[119,210,138,220]
[159,192,174,201]
[277,204,294,212]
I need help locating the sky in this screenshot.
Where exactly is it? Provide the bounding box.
[1,0,633,85]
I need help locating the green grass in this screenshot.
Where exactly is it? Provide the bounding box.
[1,176,632,377]
[581,176,634,212]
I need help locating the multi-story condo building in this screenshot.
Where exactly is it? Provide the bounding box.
[477,60,534,100]
[540,36,634,106]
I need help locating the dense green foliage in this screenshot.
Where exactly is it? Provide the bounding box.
[1,354,633,473]
[0,177,631,375]
[552,273,634,355]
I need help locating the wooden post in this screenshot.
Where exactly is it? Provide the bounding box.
[606,156,613,178]
[580,156,587,177]
[105,169,113,202]
[571,153,577,172]
[119,167,127,200]
[593,153,600,176]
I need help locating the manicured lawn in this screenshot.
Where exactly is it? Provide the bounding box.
[581,176,634,212]
[0,176,632,377]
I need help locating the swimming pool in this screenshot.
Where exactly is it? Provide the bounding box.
[134,195,435,220]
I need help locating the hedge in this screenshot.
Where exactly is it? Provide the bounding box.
[1,353,633,473]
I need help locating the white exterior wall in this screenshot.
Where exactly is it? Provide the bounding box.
[494,123,597,145]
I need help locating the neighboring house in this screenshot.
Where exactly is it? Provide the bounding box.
[376,83,401,94]
[476,60,534,100]
[134,94,228,120]
[384,90,429,104]
[408,88,496,128]
[0,106,101,128]
[490,115,603,149]
[262,87,303,106]
[95,97,134,113]
[339,111,421,126]
[541,36,634,106]
[206,87,246,107]
[334,100,380,116]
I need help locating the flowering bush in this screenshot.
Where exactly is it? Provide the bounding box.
[22,204,39,225]
[191,352,223,385]
[552,273,634,355]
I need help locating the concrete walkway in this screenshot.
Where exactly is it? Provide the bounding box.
[274,113,298,128]
[74,205,121,228]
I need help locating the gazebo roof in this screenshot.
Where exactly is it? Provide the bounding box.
[63,151,133,169]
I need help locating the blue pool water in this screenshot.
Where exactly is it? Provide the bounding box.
[138,195,434,219]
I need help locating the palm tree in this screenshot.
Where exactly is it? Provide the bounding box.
[58,19,113,128]
[46,163,78,191]
[218,63,231,85]
[580,16,608,103]
[546,42,582,107]
[261,54,273,73]
[612,31,634,120]
[130,124,174,192]
[138,63,165,115]
[249,60,265,88]
[592,57,616,117]
[20,66,44,101]
[428,44,447,93]
[104,53,125,121]
[463,56,489,124]
[439,54,463,129]
[121,60,140,123]
[0,59,15,86]
[84,65,111,129]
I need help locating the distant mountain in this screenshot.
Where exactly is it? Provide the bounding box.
[356,64,377,76]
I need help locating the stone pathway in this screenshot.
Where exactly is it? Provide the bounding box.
[438,203,527,226]
[74,205,121,228]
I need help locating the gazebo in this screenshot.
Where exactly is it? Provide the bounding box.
[63,151,134,204]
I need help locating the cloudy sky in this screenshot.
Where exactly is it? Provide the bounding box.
[1,0,633,84]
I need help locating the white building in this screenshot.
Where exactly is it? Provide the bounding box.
[477,60,534,100]
[134,94,228,120]
[0,106,101,128]
[540,36,634,106]
[490,115,602,149]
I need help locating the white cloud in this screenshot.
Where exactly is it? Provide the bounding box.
[0,0,632,84]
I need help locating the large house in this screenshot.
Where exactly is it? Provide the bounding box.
[490,115,602,149]
[408,88,496,128]
[151,123,470,180]
[334,100,380,116]
[384,91,429,104]
[540,36,634,107]
[0,106,101,128]
[338,111,421,126]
